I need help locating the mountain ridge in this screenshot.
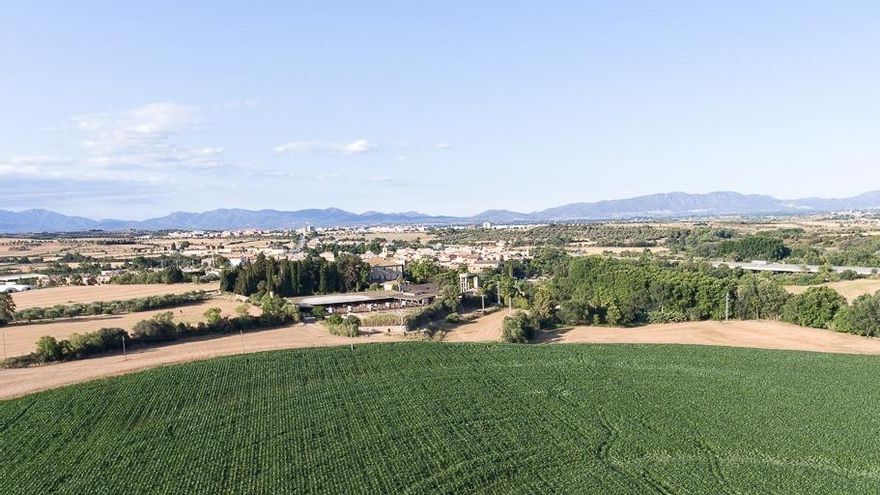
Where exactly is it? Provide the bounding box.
[2,190,879,233]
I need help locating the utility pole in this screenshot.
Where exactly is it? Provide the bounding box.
[481,294,485,312]
[121,333,126,360]
[2,326,6,361]
[725,292,730,322]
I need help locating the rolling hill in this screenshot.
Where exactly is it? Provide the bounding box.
[2,190,879,232]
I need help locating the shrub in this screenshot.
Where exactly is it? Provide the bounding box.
[36,336,63,362]
[204,307,223,325]
[833,292,880,336]
[311,306,327,319]
[404,299,456,330]
[131,312,178,341]
[324,314,360,337]
[360,313,404,326]
[502,311,538,343]
[782,287,846,329]
[444,313,462,324]
[647,309,688,324]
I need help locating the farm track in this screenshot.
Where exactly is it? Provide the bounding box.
[6,313,880,399]
[1,296,247,358]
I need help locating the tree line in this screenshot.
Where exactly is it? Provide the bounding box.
[220,253,371,297]
[14,291,210,322]
[497,254,880,341]
[6,295,301,367]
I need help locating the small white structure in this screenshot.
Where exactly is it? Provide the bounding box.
[0,284,33,293]
[459,273,479,294]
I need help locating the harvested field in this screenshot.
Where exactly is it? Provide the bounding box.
[445,312,880,355]
[541,319,880,354]
[2,296,249,358]
[11,282,220,309]
[785,278,880,302]
[0,323,397,400]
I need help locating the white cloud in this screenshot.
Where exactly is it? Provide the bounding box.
[274,139,377,155]
[314,173,341,180]
[0,156,77,178]
[72,102,225,170]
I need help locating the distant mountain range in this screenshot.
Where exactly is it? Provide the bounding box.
[2,190,880,233]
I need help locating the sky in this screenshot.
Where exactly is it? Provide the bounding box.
[2,1,880,219]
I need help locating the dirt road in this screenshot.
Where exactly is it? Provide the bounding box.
[0,324,399,400]
[442,310,507,342]
[2,297,249,358]
[6,312,880,400]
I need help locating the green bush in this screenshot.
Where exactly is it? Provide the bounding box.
[444,313,462,324]
[502,311,538,343]
[323,314,360,337]
[833,291,880,336]
[360,313,404,326]
[35,336,63,362]
[404,299,456,330]
[782,287,846,329]
[131,312,179,341]
[647,309,688,324]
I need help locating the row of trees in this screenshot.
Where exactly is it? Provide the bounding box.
[109,266,189,284]
[13,296,301,367]
[778,286,880,336]
[220,253,370,297]
[0,293,15,326]
[489,253,880,342]
[692,235,791,262]
[547,257,741,326]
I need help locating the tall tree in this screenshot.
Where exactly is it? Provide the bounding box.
[0,292,15,325]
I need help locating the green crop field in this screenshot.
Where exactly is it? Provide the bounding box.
[2,343,880,494]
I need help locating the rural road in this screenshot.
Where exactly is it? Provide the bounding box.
[4,313,880,400]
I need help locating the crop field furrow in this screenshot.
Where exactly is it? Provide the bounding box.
[3,342,880,493]
[480,348,651,492]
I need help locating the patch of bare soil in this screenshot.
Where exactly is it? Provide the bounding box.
[442,309,507,342]
[2,297,248,358]
[12,283,220,309]
[0,324,400,400]
[538,319,880,355]
[785,279,880,302]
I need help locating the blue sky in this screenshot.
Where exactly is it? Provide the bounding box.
[2,1,880,219]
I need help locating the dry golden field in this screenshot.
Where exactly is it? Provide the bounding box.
[0,322,397,400]
[11,282,220,309]
[784,279,880,302]
[538,319,880,355]
[2,296,252,358]
[7,312,880,400]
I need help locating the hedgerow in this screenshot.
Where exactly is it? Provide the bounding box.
[14,291,211,322]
